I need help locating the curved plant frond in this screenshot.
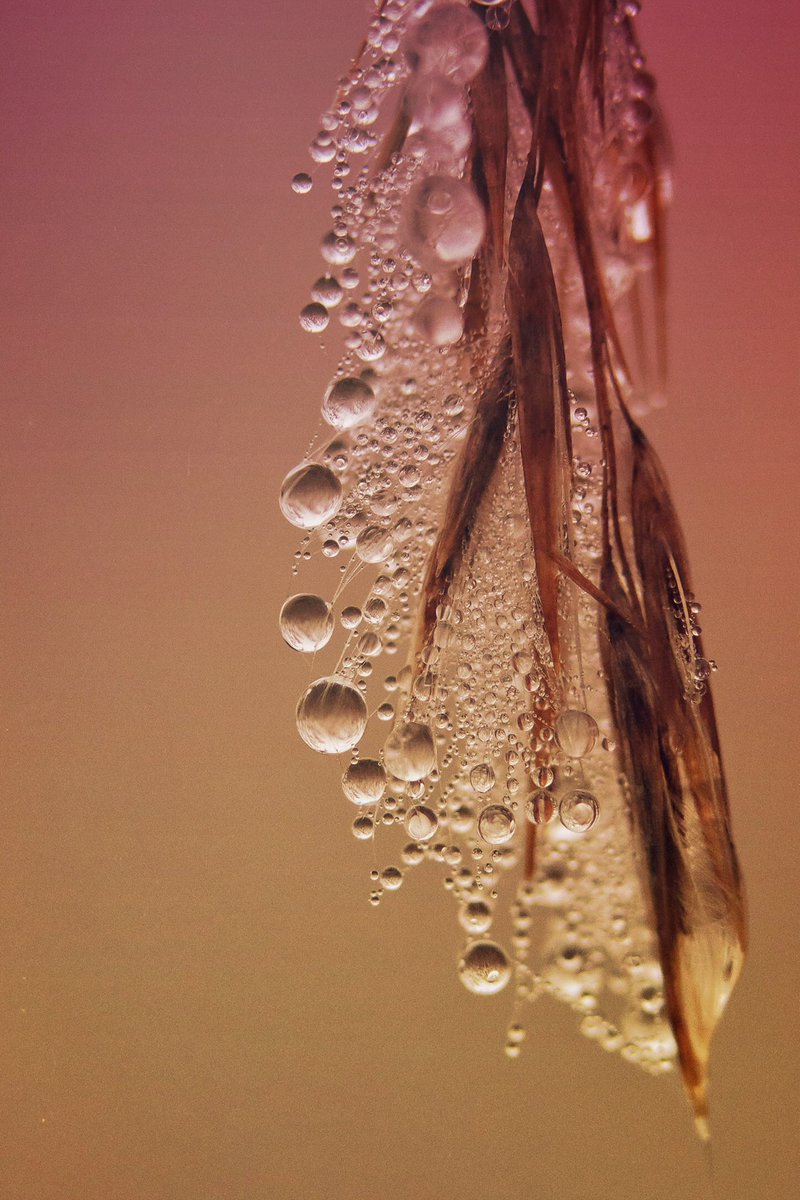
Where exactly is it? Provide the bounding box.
[278,0,745,1139]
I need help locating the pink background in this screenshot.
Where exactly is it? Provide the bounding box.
[2,2,798,1197]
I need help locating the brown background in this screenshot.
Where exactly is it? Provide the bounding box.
[2,1,798,1197]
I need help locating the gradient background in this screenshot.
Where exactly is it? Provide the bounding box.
[2,2,798,1197]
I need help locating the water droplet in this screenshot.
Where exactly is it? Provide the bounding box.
[321,230,356,265]
[405,175,486,267]
[533,765,554,788]
[469,763,495,794]
[311,275,343,307]
[383,721,436,781]
[554,709,598,758]
[458,899,493,934]
[558,789,599,833]
[381,866,403,890]
[352,814,374,840]
[404,804,438,841]
[296,676,368,754]
[279,593,334,652]
[279,463,342,529]
[322,376,376,429]
[299,302,330,333]
[291,172,313,194]
[342,758,387,805]
[458,940,511,995]
[524,789,556,824]
[356,525,393,564]
[477,804,516,845]
[405,4,489,86]
[412,295,464,345]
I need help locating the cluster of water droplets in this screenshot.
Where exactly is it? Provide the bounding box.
[279,0,678,1076]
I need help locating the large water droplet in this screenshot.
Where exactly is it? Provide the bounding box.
[458,940,512,995]
[412,295,464,345]
[405,175,486,267]
[554,709,598,758]
[458,899,493,934]
[558,789,599,833]
[477,804,516,845]
[296,676,367,754]
[342,758,387,805]
[404,804,438,841]
[524,789,556,825]
[383,721,436,781]
[279,463,342,529]
[299,302,329,333]
[291,172,313,194]
[405,4,489,85]
[322,377,376,429]
[279,593,334,652]
[469,763,495,794]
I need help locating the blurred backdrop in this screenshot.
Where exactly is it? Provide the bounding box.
[2,2,798,1198]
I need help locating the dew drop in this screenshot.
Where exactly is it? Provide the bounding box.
[469,762,495,794]
[477,804,516,845]
[381,866,403,890]
[524,789,556,825]
[296,676,368,754]
[342,758,387,805]
[458,899,493,934]
[279,463,342,529]
[383,721,436,781]
[554,709,598,758]
[458,940,512,996]
[352,814,374,840]
[405,4,489,85]
[291,172,313,194]
[311,275,343,307]
[322,376,376,429]
[299,302,330,333]
[356,525,393,564]
[405,175,486,267]
[279,593,334,652]
[404,804,438,841]
[558,789,599,833]
[412,295,464,346]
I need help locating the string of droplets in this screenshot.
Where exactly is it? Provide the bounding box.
[279,0,684,1073]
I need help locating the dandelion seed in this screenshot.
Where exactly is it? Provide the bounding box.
[278,0,746,1140]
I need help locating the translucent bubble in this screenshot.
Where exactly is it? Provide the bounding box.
[296,676,368,754]
[354,525,393,565]
[405,175,486,267]
[291,172,313,194]
[383,721,436,781]
[381,866,403,890]
[311,275,343,307]
[404,804,438,841]
[524,789,556,825]
[322,377,376,429]
[299,302,329,333]
[279,593,334,652]
[341,760,386,809]
[558,789,599,833]
[412,295,464,345]
[554,709,598,758]
[458,898,493,934]
[458,940,512,996]
[469,762,495,794]
[279,463,342,529]
[478,804,516,845]
[405,4,489,85]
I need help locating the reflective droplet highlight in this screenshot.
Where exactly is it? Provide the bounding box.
[383,721,436,781]
[554,709,598,758]
[279,463,342,529]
